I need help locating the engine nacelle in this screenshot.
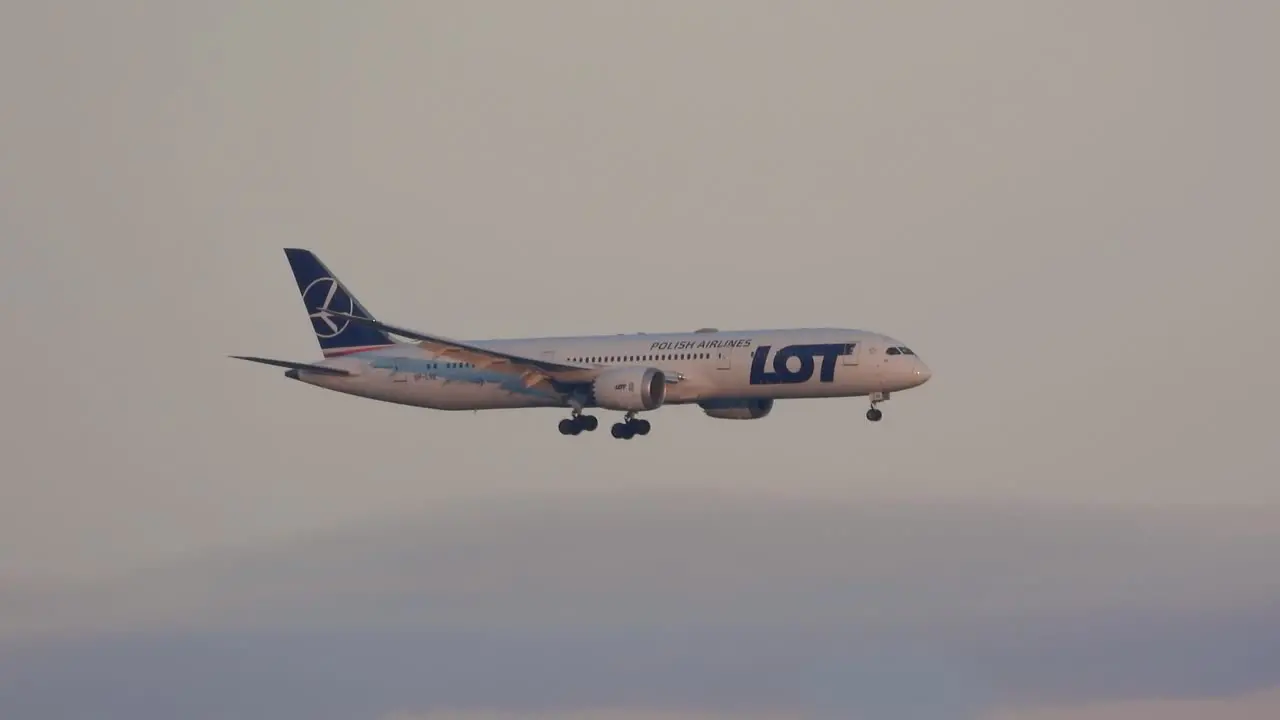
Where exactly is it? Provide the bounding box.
[592,367,667,412]
[699,397,774,420]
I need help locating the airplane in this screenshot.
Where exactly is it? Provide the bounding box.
[232,249,932,439]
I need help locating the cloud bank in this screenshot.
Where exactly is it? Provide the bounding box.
[3,492,1279,719]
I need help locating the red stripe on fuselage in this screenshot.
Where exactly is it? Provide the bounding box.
[322,344,395,357]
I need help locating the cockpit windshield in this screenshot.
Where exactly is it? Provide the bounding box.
[886,346,915,356]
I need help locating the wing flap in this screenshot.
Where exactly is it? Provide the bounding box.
[325,312,593,379]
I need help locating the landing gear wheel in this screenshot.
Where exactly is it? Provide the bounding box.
[633,419,651,435]
[559,413,598,436]
[866,408,883,422]
[611,422,635,439]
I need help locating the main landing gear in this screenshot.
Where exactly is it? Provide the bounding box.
[558,412,599,435]
[610,413,650,440]
[559,411,650,438]
[866,391,888,422]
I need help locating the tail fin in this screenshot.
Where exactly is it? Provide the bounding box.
[283,248,395,356]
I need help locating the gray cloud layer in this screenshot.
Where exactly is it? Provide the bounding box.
[4,492,1279,719]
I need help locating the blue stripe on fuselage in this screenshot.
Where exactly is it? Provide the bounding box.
[365,356,562,401]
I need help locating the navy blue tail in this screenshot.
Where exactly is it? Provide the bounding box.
[283,248,394,355]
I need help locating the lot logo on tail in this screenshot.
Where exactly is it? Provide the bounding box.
[303,277,354,338]
[749,343,852,385]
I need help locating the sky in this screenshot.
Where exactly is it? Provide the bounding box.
[1,1,1278,718]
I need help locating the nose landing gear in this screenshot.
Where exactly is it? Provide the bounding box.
[866,391,888,422]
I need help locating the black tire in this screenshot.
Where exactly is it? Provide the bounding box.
[633,419,651,435]
[611,422,634,439]
[580,415,599,432]
[866,408,883,422]
[559,418,579,435]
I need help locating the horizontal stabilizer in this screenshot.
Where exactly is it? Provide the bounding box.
[229,355,352,376]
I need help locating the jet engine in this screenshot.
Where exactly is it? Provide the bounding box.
[592,367,667,412]
[699,397,774,420]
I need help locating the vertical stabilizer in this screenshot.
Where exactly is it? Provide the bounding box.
[282,248,394,356]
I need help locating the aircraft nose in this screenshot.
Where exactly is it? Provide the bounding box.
[914,359,932,385]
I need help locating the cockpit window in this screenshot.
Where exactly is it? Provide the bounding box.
[886,347,901,355]
[901,347,915,355]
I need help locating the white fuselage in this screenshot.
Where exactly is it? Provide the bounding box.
[297,327,931,411]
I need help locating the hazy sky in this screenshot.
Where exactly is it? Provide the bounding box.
[2,2,1278,718]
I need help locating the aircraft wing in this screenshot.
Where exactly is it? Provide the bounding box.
[325,311,595,387]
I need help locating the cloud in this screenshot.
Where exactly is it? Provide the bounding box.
[3,492,1279,719]
[989,686,1280,720]
[6,491,1280,639]
[381,710,795,720]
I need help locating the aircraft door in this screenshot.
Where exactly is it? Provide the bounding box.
[841,341,860,366]
[390,357,409,382]
[716,349,732,371]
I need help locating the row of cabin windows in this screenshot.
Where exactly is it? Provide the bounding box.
[567,353,714,364]
[419,355,718,369]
